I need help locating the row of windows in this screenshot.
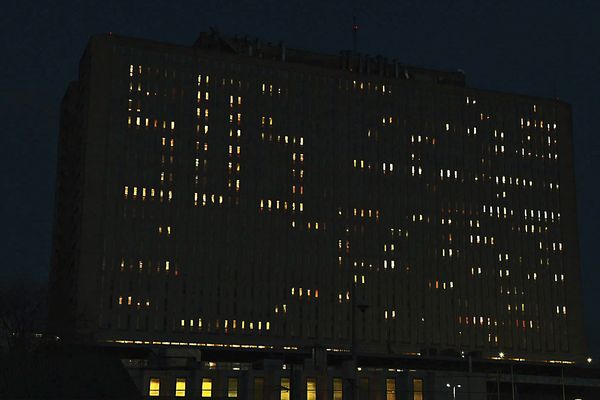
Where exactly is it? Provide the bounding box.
[148,376,423,400]
[117,296,150,307]
[350,160,555,190]
[130,65,561,144]
[130,64,182,80]
[260,199,304,212]
[520,118,558,130]
[126,61,548,128]
[524,209,561,222]
[149,377,225,398]
[119,259,172,272]
[127,115,175,130]
[123,189,561,227]
[178,318,272,332]
[123,186,172,202]
[127,121,558,171]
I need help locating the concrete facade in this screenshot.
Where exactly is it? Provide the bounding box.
[118,346,599,399]
[49,30,587,384]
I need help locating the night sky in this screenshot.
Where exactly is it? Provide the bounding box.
[2,1,599,358]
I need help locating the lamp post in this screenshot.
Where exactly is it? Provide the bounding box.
[446,383,462,400]
[350,280,368,400]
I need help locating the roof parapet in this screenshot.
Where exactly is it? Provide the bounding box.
[194,31,465,87]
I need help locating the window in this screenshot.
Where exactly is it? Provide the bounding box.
[175,378,186,397]
[307,378,317,400]
[413,378,423,400]
[359,378,369,400]
[281,377,290,400]
[333,378,343,400]
[202,378,212,398]
[149,378,160,397]
[254,377,264,400]
[228,377,238,398]
[386,379,396,400]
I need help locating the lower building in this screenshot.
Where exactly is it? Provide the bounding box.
[112,343,600,399]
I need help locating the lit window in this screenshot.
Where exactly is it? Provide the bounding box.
[306,378,317,400]
[202,378,212,397]
[228,377,238,398]
[386,379,396,400]
[175,378,186,397]
[333,378,343,400]
[149,378,160,397]
[413,378,423,400]
[281,377,290,400]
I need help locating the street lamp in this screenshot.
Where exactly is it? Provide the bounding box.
[350,281,368,400]
[446,383,462,400]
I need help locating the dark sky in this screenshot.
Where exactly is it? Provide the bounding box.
[2,1,599,357]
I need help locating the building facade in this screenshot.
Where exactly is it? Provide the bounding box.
[120,347,600,400]
[49,31,587,394]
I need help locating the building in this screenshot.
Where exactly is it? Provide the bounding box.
[48,30,592,399]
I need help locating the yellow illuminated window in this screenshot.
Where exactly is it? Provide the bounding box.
[333,378,343,400]
[280,377,290,400]
[307,378,317,400]
[202,378,212,397]
[175,378,186,397]
[228,377,238,398]
[413,378,423,400]
[386,378,396,400]
[149,378,160,397]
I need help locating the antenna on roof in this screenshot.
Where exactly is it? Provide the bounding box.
[352,16,358,54]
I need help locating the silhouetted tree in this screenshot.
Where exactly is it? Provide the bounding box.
[0,278,47,354]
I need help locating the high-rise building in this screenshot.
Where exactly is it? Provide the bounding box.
[49,30,586,374]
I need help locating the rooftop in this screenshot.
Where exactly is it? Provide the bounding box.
[193,28,466,87]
